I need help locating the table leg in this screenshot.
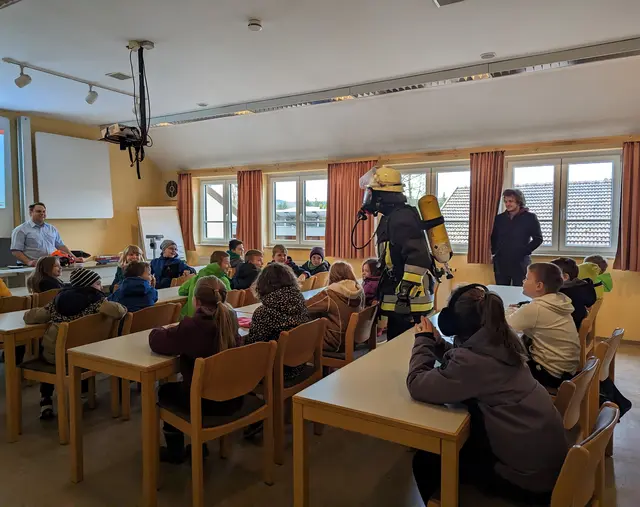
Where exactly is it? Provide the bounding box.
[69,361,84,483]
[141,372,158,507]
[440,440,459,507]
[4,333,20,443]
[293,401,309,507]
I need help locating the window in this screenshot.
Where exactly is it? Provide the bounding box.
[200,178,237,243]
[505,153,621,255]
[397,165,471,247]
[0,118,7,209]
[269,174,327,246]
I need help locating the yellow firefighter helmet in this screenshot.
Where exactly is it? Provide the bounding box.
[359,166,404,193]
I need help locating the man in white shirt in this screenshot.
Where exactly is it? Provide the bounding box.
[10,202,75,266]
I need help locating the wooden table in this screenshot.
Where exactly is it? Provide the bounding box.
[0,310,47,442]
[235,287,325,316]
[156,286,188,304]
[292,327,470,507]
[67,330,177,507]
[486,285,530,307]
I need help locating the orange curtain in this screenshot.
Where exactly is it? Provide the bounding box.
[177,172,196,251]
[614,142,640,271]
[236,170,263,251]
[325,160,377,259]
[467,151,505,264]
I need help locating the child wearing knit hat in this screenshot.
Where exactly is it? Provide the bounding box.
[301,246,331,277]
[23,268,127,420]
[149,239,196,289]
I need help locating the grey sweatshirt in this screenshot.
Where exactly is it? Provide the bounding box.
[407,328,568,493]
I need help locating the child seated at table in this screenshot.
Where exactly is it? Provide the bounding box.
[408,284,568,505]
[507,263,579,389]
[231,249,263,290]
[150,240,195,289]
[306,261,364,352]
[110,244,145,293]
[227,239,245,269]
[23,268,127,419]
[550,257,596,330]
[179,251,231,317]
[108,261,158,313]
[27,256,65,293]
[579,254,612,299]
[361,258,381,307]
[269,244,310,279]
[301,247,331,277]
[149,275,242,463]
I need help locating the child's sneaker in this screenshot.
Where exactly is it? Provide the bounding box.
[40,397,54,420]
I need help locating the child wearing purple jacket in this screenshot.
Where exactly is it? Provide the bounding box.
[361,258,381,306]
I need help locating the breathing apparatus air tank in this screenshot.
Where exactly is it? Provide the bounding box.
[418,195,454,279]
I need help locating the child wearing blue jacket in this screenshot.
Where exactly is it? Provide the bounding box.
[150,240,195,289]
[109,261,158,312]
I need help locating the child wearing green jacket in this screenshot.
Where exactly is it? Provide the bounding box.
[179,251,231,317]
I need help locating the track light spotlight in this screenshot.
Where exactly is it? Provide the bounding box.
[14,66,32,88]
[85,86,98,105]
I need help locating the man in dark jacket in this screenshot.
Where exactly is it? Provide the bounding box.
[491,189,543,286]
[231,249,264,290]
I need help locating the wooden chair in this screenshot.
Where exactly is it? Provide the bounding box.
[578,300,603,368]
[592,328,624,456]
[242,289,259,306]
[111,284,119,292]
[553,357,600,444]
[115,303,182,419]
[323,305,378,369]
[0,295,31,313]
[32,289,61,308]
[170,273,196,288]
[313,271,330,288]
[226,289,245,308]
[228,267,236,279]
[158,341,277,507]
[269,319,326,465]
[18,313,120,444]
[550,402,619,507]
[300,276,316,292]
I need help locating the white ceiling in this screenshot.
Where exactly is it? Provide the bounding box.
[1,0,640,171]
[2,0,640,124]
[147,55,640,171]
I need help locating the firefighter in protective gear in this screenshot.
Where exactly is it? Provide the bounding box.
[359,166,436,340]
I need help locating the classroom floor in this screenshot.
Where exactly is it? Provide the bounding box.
[0,346,639,507]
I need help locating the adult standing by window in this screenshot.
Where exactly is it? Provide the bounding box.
[10,202,74,267]
[491,189,543,286]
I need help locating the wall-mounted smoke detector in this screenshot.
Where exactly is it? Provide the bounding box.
[480,52,497,60]
[248,19,263,32]
[105,72,132,81]
[432,0,465,7]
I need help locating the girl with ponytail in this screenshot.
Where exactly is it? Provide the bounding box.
[407,284,568,505]
[149,275,242,464]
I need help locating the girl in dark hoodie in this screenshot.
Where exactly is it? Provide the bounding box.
[149,275,242,463]
[361,258,381,306]
[27,256,65,293]
[407,284,568,505]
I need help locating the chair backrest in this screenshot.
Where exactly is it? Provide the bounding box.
[598,328,624,381]
[226,290,245,308]
[346,305,377,346]
[121,303,181,335]
[313,271,330,288]
[578,310,596,342]
[243,289,259,306]
[59,312,120,352]
[277,318,327,369]
[170,273,195,287]
[194,341,277,402]
[554,357,600,430]
[0,295,31,313]
[33,289,60,308]
[112,284,119,292]
[550,403,620,507]
[228,267,236,279]
[589,298,604,320]
[300,276,316,292]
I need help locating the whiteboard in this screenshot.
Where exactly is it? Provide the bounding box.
[137,206,187,261]
[35,133,113,219]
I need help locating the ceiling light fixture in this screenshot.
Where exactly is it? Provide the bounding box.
[85,85,98,105]
[14,65,31,88]
[248,18,263,31]
[480,52,497,60]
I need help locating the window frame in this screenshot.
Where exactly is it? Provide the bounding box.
[268,172,327,248]
[394,162,472,251]
[504,151,622,257]
[199,177,238,245]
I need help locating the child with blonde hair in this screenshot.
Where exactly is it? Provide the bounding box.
[110,245,145,293]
